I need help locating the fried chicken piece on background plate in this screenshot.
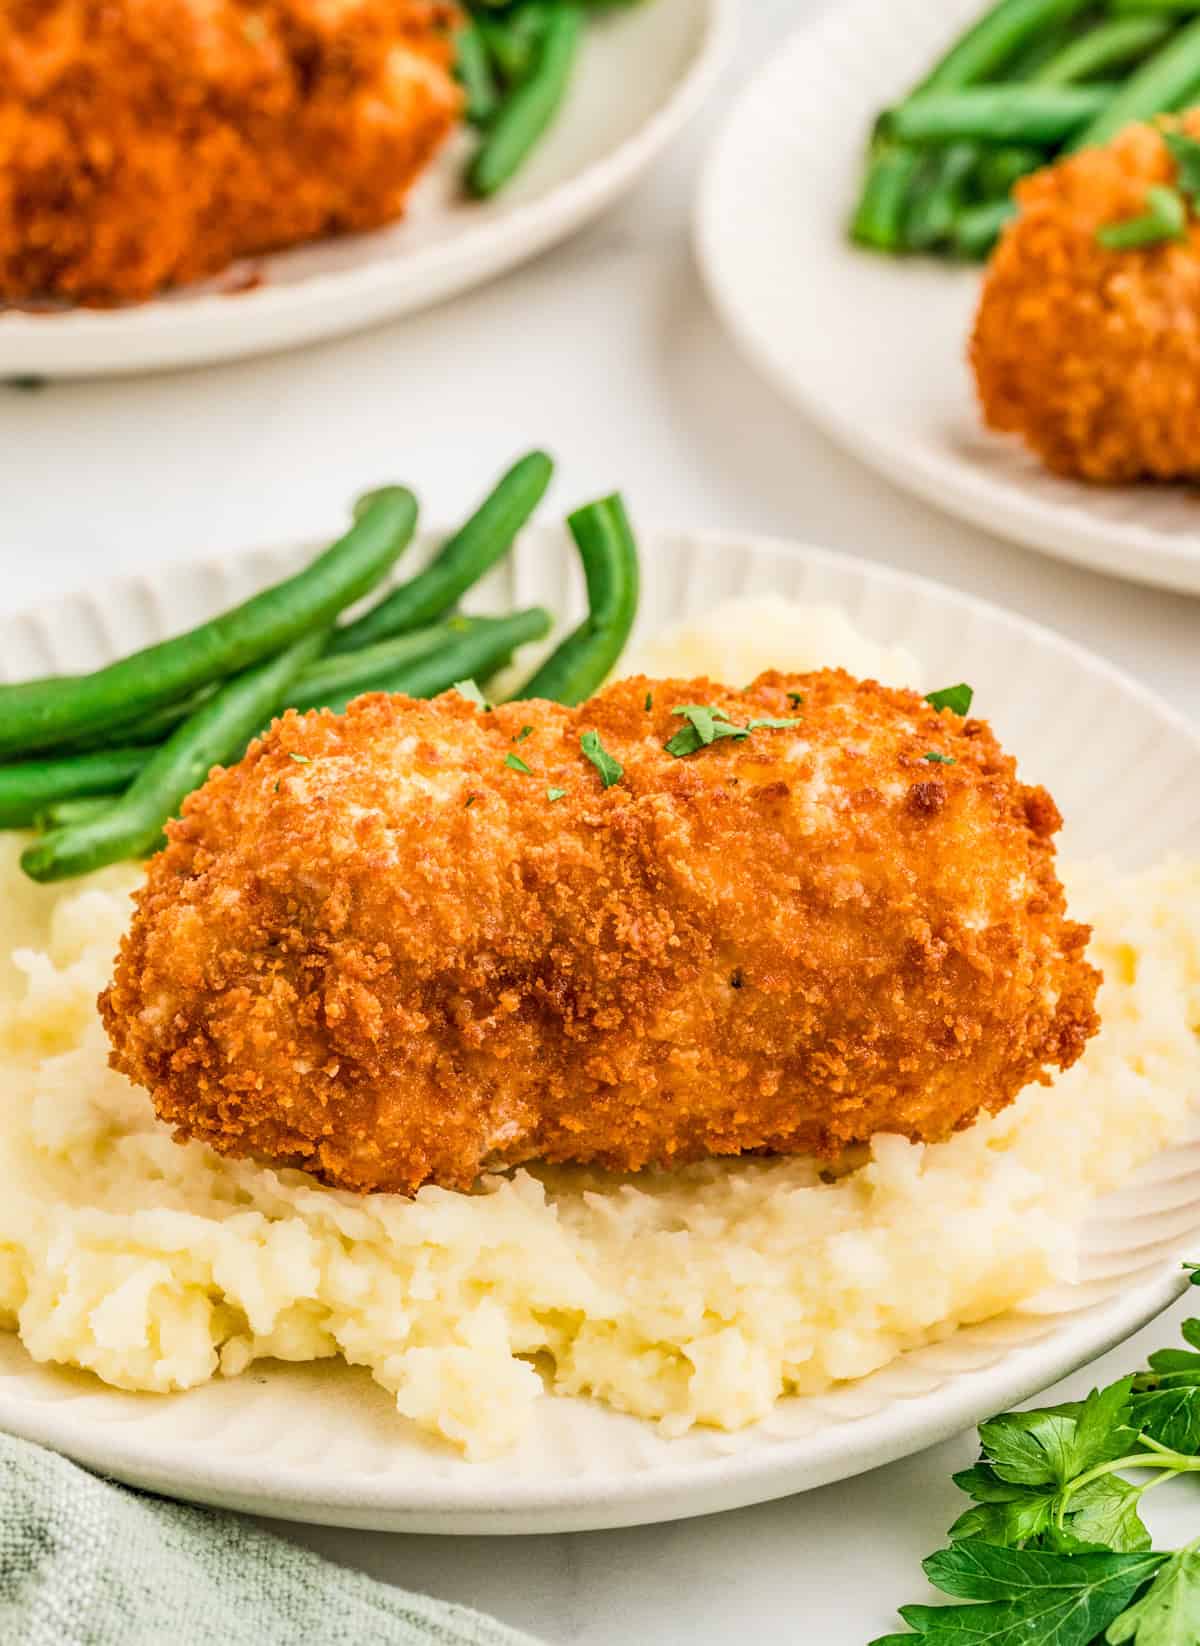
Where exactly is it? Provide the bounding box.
[972,111,1200,483]
[101,673,1100,1196]
[0,0,460,306]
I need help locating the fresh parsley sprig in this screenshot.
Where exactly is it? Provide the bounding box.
[873,1299,1200,1645]
[663,704,801,760]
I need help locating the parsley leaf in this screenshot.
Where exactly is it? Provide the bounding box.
[580,730,623,788]
[1097,184,1188,251]
[670,704,742,746]
[505,753,531,775]
[644,692,653,712]
[924,753,956,765]
[664,705,799,759]
[870,1544,1163,1646]
[288,752,311,765]
[1108,1541,1200,1644]
[1129,1384,1200,1455]
[926,684,974,716]
[1065,1477,1150,1556]
[665,706,749,759]
[546,787,567,803]
[514,725,534,743]
[453,678,490,711]
[746,716,801,732]
[787,690,804,708]
[1165,130,1200,210]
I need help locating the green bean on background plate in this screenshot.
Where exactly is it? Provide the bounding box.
[21,633,327,884]
[513,493,639,705]
[467,4,584,198]
[954,195,1020,258]
[1067,14,1200,148]
[476,3,551,85]
[887,83,1115,146]
[851,0,1095,249]
[329,450,553,654]
[1036,12,1175,81]
[0,487,417,762]
[455,19,501,126]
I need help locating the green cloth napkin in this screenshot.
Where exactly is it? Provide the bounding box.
[0,1431,542,1646]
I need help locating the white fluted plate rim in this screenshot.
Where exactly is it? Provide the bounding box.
[695,0,1200,598]
[0,522,1198,1533]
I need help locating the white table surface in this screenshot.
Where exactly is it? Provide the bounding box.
[2,2,1199,1640]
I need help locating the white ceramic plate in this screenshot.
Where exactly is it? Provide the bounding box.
[0,0,731,381]
[2,523,1200,1533]
[696,0,1200,599]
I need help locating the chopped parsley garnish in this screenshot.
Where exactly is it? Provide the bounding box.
[787,691,804,708]
[504,753,532,775]
[580,730,623,788]
[924,752,956,765]
[746,716,801,732]
[1165,129,1200,209]
[453,679,490,711]
[870,1291,1200,1646]
[514,725,534,743]
[1097,184,1187,251]
[288,753,311,765]
[665,706,799,759]
[546,787,567,803]
[925,684,974,716]
[644,692,654,713]
[464,794,477,808]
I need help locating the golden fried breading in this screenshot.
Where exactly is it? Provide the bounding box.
[101,673,1100,1195]
[0,0,460,305]
[972,112,1200,483]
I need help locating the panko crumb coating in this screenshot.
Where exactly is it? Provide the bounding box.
[0,0,461,306]
[102,673,1100,1197]
[971,112,1200,483]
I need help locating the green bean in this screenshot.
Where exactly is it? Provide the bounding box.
[1069,16,1200,147]
[851,147,924,250]
[467,4,583,196]
[1035,13,1175,81]
[0,489,417,762]
[954,196,1019,258]
[35,796,116,832]
[974,143,1045,196]
[913,0,1097,88]
[21,634,326,883]
[888,83,1114,145]
[324,606,552,715]
[512,495,639,705]
[477,4,550,85]
[328,452,553,654]
[851,0,1094,248]
[289,618,490,712]
[1111,0,1200,14]
[904,144,980,250]
[456,19,500,125]
[0,747,150,829]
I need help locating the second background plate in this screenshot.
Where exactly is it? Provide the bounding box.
[696,0,1200,597]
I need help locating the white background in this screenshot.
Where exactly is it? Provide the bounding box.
[2,2,1199,1640]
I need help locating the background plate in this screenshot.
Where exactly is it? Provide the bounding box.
[696,0,1200,598]
[1,523,1199,1532]
[0,0,730,380]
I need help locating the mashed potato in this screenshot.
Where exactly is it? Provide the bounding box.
[0,602,1197,1458]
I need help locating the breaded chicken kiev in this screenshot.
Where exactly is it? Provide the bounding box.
[102,673,1101,1196]
[972,112,1200,483]
[0,0,460,305]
